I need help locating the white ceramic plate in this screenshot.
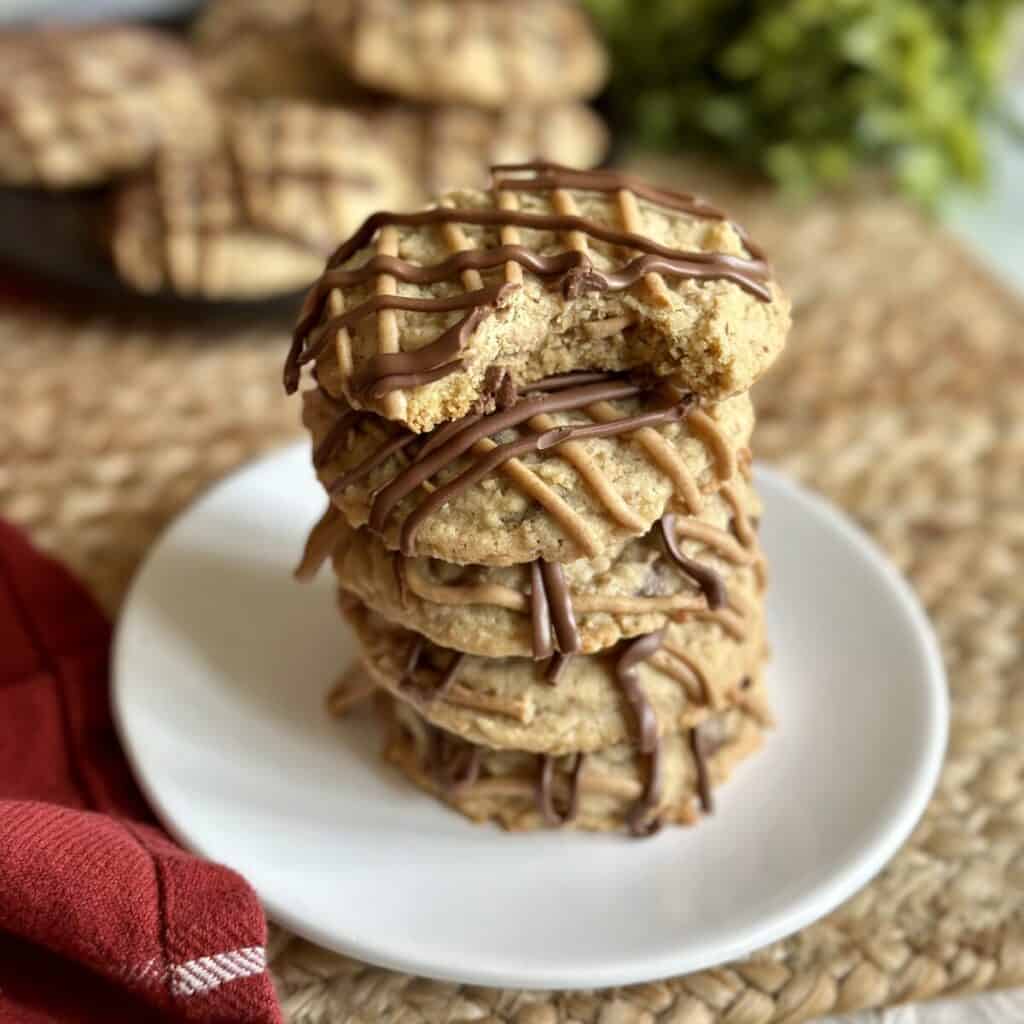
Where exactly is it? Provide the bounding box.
[113,442,948,990]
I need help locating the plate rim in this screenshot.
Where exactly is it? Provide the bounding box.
[112,441,949,990]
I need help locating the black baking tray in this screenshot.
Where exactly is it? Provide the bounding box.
[0,185,306,320]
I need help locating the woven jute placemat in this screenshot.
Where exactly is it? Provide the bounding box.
[2,159,1022,1023]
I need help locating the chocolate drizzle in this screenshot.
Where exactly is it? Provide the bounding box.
[529,560,581,661]
[542,561,579,654]
[433,651,465,702]
[429,729,481,797]
[284,162,774,395]
[393,554,409,608]
[690,726,714,814]
[324,194,768,281]
[321,368,699,560]
[401,403,691,555]
[368,376,639,527]
[312,409,357,468]
[397,636,424,692]
[659,513,727,610]
[398,634,464,706]
[614,630,666,837]
[544,651,573,684]
[306,281,519,397]
[536,753,585,827]
[401,388,693,555]
[328,431,419,497]
[383,623,731,832]
[529,560,553,661]
[493,163,730,218]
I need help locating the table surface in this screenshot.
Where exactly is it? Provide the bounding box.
[818,83,1024,1024]
[0,90,1021,1024]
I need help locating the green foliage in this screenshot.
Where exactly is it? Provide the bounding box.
[585,0,1021,201]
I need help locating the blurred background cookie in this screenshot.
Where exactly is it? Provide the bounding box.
[111,101,408,299]
[371,103,609,202]
[193,0,363,103]
[317,0,608,109]
[0,24,215,188]
[228,100,410,253]
[0,1,613,305]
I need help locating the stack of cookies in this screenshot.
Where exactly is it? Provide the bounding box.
[290,162,790,835]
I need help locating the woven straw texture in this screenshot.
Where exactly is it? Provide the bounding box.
[1,159,1021,1023]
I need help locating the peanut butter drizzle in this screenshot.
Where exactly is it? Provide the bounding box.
[689,606,748,642]
[673,519,753,565]
[528,411,647,532]
[686,409,736,482]
[324,289,356,385]
[720,479,766,590]
[405,562,527,611]
[366,376,695,555]
[576,594,706,615]
[372,225,407,423]
[401,553,745,625]
[284,162,774,394]
[585,400,704,514]
[470,436,602,558]
[436,683,531,723]
[722,482,756,547]
[647,650,704,704]
[325,662,376,718]
[659,640,712,706]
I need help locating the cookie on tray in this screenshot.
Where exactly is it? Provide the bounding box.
[316,0,608,110]
[286,163,789,433]
[0,25,215,187]
[194,0,359,102]
[229,101,410,255]
[376,688,766,835]
[344,580,768,755]
[300,474,763,658]
[302,377,755,565]
[111,102,407,299]
[372,104,609,203]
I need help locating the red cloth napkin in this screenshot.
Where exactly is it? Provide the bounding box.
[0,520,283,1024]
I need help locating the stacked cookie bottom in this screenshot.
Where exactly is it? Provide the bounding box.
[299,386,772,836]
